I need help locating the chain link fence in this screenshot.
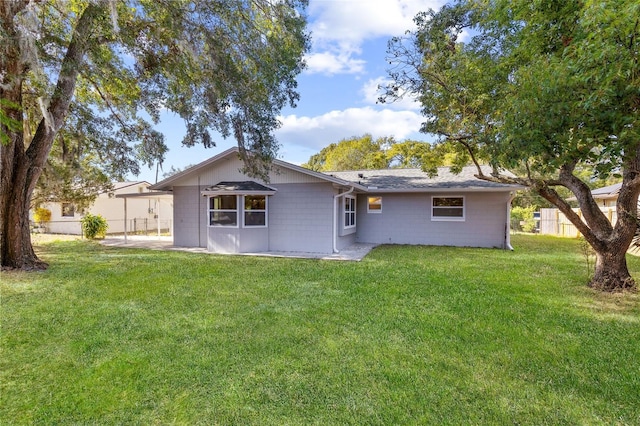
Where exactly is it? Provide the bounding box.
[32,218,173,237]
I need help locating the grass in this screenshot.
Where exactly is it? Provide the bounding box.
[1,234,639,424]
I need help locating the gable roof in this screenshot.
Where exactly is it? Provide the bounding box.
[328,165,520,192]
[150,147,520,193]
[149,147,368,191]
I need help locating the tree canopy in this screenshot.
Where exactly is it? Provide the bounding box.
[383,0,640,291]
[1,0,309,269]
[303,134,393,171]
[302,134,459,172]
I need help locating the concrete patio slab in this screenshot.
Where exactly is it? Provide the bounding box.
[99,236,376,261]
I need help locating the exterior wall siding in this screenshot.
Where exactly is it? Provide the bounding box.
[173,186,204,247]
[268,183,335,253]
[176,157,328,187]
[207,227,269,253]
[174,182,336,253]
[355,192,511,248]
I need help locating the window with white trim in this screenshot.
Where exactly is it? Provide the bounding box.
[344,195,356,228]
[432,196,465,221]
[367,196,382,213]
[209,195,238,227]
[244,195,267,227]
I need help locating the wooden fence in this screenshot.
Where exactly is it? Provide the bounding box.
[539,207,617,238]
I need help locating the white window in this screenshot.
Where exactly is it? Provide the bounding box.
[209,195,238,227]
[244,195,267,227]
[344,196,356,228]
[367,196,382,213]
[432,196,465,221]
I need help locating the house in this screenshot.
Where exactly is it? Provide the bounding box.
[589,183,621,208]
[149,147,521,254]
[40,181,173,235]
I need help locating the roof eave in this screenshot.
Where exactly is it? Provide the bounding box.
[363,186,524,193]
[115,191,173,199]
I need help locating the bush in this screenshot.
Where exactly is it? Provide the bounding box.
[81,213,108,239]
[33,207,52,225]
[511,206,537,233]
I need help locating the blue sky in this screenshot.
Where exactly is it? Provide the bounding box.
[135,0,446,183]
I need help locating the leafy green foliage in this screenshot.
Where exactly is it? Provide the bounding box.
[511,206,537,233]
[0,98,21,145]
[19,0,308,178]
[80,213,108,239]
[30,111,114,210]
[303,134,394,171]
[302,135,462,173]
[384,0,639,184]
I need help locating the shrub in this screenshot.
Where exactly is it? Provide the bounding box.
[511,206,537,233]
[81,213,108,239]
[33,207,52,225]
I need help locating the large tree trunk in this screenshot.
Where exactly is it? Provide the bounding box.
[591,247,636,291]
[0,3,104,270]
[534,164,640,292]
[0,152,46,270]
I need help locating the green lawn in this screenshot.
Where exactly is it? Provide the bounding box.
[2,235,639,425]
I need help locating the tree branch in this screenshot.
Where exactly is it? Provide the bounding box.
[81,71,129,130]
[557,165,613,240]
[25,2,105,187]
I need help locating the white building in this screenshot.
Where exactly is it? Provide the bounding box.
[40,181,173,236]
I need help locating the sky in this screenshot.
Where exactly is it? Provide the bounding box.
[134,0,447,183]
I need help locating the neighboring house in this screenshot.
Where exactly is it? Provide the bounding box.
[150,147,521,254]
[41,181,173,235]
[589,183,621,208]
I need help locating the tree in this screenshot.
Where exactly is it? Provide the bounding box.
[302,134,393,171]
[1,0,309,270]
[383,0,640,291]
[302,135,463,173]
[30,105,115,212]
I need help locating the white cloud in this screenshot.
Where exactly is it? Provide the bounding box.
[361,77,421,110]
[276,106,426,155]
[306,0,445,75]
[309,0,444,46]
[305,51,366,75]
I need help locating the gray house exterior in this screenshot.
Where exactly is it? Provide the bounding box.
[150,147,521,254]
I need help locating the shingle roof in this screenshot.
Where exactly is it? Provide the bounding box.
[591,183,621,198]
[327,165,519,191]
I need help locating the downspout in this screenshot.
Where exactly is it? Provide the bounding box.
[333,186,355,253]
[198,175,201,247]
[156,198,160,238]
[505,191,515,250]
